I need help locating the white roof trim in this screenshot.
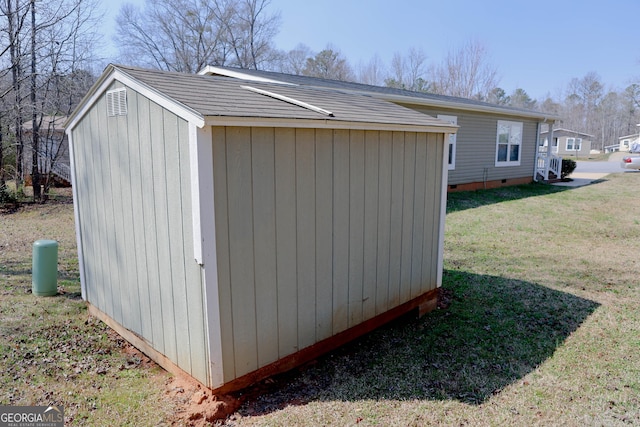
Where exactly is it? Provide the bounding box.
[241,85,334,117]
[204,116,458,134]
[65,66,205,133]
[540,128,594,138]
[198,65,296,86]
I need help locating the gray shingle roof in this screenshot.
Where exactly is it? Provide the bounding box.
[199,66,560,121]
[113,65,454,129]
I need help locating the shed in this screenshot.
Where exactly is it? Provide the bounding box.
[65,64,457,392]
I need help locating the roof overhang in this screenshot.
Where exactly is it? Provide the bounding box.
[65,65,205,135]
[540,128,594,138]
[204,116,458,134]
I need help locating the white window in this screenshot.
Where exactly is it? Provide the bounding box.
[495,120,522,167]
[566,137,582,151]
[438,115,457,170]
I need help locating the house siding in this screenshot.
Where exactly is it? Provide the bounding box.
[210,126,445,382]
[70,82,210,385]
[398,104,540,187]
[556,136,592,157]
[540,130,593,158]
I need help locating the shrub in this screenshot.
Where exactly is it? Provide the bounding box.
[561,158,577,179]
[0,184,17,206]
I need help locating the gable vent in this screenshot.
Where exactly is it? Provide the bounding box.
[107,88,127,116]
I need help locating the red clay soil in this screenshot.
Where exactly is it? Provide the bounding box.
[107,328,239,425]
[165,373,240,426]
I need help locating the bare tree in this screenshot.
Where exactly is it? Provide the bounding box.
[1,0,100,201]
[115,0,280,72]
[1,0,29,189]
[596,91,624,151]
[225,0,281,69]
[275,43,311,75]
[355,54,386,86]
[115,0,228,72]
[384,47,429,91]
[621,83,640,134]
[302,45,354,81]
[558,72,605,145]
[429,39,500,99]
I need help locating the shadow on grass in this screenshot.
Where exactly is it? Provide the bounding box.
[235,270,599,415]
[447,182,572,213]
[0,260,81,300]
[0,260,32,292]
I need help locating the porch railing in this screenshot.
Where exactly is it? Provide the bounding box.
[536,148,562,181]
[37,152,71,182]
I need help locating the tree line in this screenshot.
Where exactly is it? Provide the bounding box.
[2,0,638,202]
[0,0,99,202]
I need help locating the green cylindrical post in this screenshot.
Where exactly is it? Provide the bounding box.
[32,239,59,296]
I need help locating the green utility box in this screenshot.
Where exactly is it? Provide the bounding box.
[32,239,59,296]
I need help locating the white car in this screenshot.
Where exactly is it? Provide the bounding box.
[621,155,640,170]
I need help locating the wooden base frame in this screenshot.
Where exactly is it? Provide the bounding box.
[87,287,440,395]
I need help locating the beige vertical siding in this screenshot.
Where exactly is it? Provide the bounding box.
[273,128,298,359]
[71,83,209,385]
[315,129,334,341]
[362,131,380,320]
[296,128,317,350]
[211,126,445,383]
[332,129,350,333]
[348,130,365,327]
[250,128,279,368]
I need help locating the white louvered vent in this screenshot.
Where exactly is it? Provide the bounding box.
[107,88,127,116]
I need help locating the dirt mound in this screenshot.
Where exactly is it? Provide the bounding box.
[166,373,240,426]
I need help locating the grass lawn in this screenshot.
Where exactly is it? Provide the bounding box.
[2,173,640,426]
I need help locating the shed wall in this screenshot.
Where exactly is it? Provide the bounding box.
[71,82,210,385]
[402,105,539,186]
[210,126,445,382]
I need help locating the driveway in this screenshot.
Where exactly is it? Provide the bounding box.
[554,152,629,187]
[574,152,627,175]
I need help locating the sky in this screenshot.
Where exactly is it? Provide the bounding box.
[102,0,640,101]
